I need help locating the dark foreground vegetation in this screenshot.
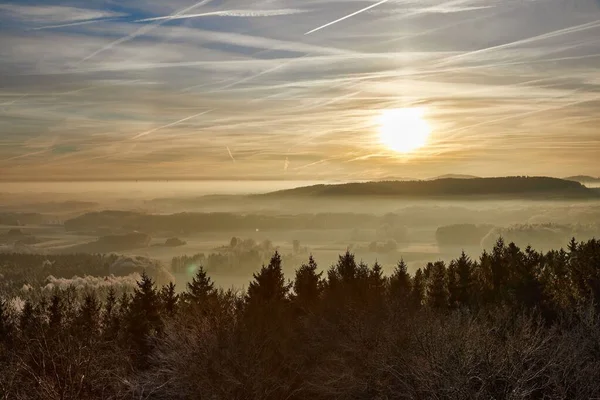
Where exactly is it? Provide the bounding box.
[2,238,600,399]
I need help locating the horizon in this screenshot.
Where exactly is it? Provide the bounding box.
[2,0,600,181]
[2,175,599,199]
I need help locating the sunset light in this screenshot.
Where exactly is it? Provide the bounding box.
[377,108,431,154]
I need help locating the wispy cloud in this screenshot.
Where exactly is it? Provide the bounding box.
[136,8,310,22]
[0,4,126,23]
[31,18,124,31]
[79,0,214,63]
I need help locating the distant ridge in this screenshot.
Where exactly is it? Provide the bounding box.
[373,174,480,181]
[429,174,480,180]
[565,175,600,183]
[262,176,597,199]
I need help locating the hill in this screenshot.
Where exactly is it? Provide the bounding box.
[263,176,597,199]
[565,175,600,183]
[430,174,479,180]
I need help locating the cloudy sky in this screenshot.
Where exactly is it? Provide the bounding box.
[1,0,599,181]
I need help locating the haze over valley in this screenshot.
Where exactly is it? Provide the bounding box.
[2,176,599,290]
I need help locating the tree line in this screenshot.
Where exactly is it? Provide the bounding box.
[1,237,600,399]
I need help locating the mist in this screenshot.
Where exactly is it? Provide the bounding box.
[2,177,599,290]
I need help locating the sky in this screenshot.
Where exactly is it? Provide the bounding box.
[1,0,599,181]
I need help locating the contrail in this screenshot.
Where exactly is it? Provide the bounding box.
[227,146,236,162]
[440,18,600,65]
[31,18,122,30]
[305,0,390,35]
[136,9,307,22]
[440,93,600,143]
[211,57,296,92]
[294,158,331,170]
[1,149,48,163]
[131,110,212,140]
[0,94,28,107]
[79,0,214,63]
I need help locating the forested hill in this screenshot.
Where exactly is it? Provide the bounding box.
[566,175,600,184]
[263,177,597,199]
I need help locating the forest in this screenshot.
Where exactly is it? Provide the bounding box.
[2,237,600,399]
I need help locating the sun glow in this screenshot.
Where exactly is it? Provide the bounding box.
[377,107,432,153]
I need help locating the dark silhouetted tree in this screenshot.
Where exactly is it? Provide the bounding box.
[368,261,386,307]
[102,287,120,341]
[246,251,290,307]
[326,251,360,305]
[427,261,449,309]
[293,255,322,312]
[160,282,179,317]
[48,292,63,330]
[75,292,101,340]
[455,251,474,307]
[0,300,13,346]
[411,269,425,309]
[19,299,40,338]
[390,259,412,310]
[126,272,163,369]
[182,267,215,308]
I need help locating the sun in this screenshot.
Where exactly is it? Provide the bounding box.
[377,107,432,153]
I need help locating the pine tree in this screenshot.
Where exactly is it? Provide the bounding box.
[47,292,63,330]
[411,269,425,310]
[455,251,474,307]
[160,282,179,316]
[367,261,386,306]
[0,299,13,346]
[389,259,412,309]
[336,250,358,282]
[325,250,359,303]
[568,237,578,253]
[75,292,101,340]
[182,266,215,307]
[369,261,386,292]
[293,255,323,311]
[19,299,43,339]
[118,291,131,315]
[447,261,459,309]
[246,251,290,306]
[126,272,163,370]
[427,261,449,309]
[102,287,120,341]
[490,238,509,301]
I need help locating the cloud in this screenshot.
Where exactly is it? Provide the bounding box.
[0,4,127,24]
[136,8,310,22]
[367,5,495,14]
[78,0,215,63]
[31,19,123,31]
